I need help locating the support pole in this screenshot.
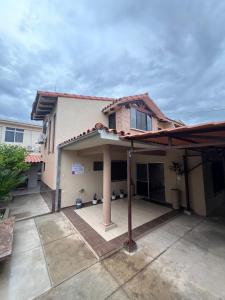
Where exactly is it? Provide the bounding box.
[183,149,191,212]
[124,141,137,252]
[55,146,62,212]
[103,145,112,228]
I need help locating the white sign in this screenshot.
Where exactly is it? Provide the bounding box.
[72,163,84,175]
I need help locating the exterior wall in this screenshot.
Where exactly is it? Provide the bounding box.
[60,148,127,208]
[132,150,206,216]
[41,97,112,190]
[60,145,207,216]
[0,120,41,152]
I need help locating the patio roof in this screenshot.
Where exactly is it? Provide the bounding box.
[125,120,225,150]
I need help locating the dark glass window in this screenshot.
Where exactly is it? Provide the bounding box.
[93,161,103,171]
[212,160,225,194]
[111,160,127,181]
[108,113,116,129]
[130,108,152,131]
[5,127,24,143]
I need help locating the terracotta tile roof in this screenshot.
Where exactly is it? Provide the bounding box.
[25,154,43,163]
[37,90,115,102]
[59,123,130,147]
[102,93,168,121]
[125,120,225,148]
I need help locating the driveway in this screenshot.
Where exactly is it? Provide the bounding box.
[0,212,225,299]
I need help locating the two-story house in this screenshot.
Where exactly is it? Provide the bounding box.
[31,91,189,227]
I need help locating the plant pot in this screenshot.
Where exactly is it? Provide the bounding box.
[75,198,82,209]
[111,195,116,200]
[171,189,180,210]
[119,194,124,199]
[92,199,98,205]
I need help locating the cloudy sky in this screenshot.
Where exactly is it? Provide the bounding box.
[0,0,225,125]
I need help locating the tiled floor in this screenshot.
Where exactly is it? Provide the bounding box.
[63,205,179,259]
[75,198,172,240]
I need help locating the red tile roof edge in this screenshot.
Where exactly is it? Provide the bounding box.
[59,123,131,147]
[125,120,225,140]
[25,154,43,163]
[37,90,115,102]
[101,93,169,121]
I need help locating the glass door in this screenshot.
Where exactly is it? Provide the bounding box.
[136,163,149,197]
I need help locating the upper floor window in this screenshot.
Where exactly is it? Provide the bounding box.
[5,127,24,143]
[108,113,116,129]
[130,108,152,131]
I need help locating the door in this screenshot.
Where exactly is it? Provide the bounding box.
[148,163,165,202]
[136,164,149,196]
[136,163,165,202]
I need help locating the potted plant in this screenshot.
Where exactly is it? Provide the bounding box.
[75,188,85,209]
[111,191,116,200]
[92,193,98,205]
[119,189,125,198]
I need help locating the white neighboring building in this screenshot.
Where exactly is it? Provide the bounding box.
[0,118,42,152]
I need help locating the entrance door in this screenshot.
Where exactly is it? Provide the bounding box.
[148,163,165,202]
[136,164,149,196]
[136,163,165,202]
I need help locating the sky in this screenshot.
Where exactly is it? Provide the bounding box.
[0,0,225,125]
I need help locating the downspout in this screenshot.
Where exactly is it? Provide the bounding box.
[55,145,62,212]
[183,149,191,212]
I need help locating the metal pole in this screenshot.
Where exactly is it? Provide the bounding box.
[55,146,62,212]
[124,141,137,252]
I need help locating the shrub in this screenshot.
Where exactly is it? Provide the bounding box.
[0,144,30,201]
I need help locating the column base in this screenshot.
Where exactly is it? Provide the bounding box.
[103,222,117,232]
[123,239,137,253]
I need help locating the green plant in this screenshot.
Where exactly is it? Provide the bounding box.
[0,144,29,201]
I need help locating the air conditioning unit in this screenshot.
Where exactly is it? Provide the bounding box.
[38,133,47,144]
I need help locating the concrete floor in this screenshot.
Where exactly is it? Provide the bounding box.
[8,193,50,220]
[76,198,172,240]
[1,212,225,299]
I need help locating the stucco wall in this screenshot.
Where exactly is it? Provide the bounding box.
[41,97,112,190]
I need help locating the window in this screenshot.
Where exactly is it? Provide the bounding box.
[211,160,225,194]
[5,127,24,143]
[130,107,152,131]
[52,114,56,153]
[93,161,103,171]
[48,120,51,154]
[108,113,116,129]
[111,160,127,181]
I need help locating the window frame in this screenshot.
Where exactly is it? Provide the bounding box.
[108,112,116,130]
[130,107,152,131]
[5,127,24,143]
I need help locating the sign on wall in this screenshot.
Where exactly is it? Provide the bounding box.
[72,163,84,175]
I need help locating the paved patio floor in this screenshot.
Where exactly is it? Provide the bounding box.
[8,193,50,220]
[76,198,172,240]
[1,212,225,299]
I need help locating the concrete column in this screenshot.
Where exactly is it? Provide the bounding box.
[103,145,112,228]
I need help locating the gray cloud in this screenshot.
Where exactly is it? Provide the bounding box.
[0,0,225,124]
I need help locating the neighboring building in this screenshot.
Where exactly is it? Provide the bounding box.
[0,118,42,152]
[31,90,225,231]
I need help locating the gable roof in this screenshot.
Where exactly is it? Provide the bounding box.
[102,93,168,121]
[31,90,115,120]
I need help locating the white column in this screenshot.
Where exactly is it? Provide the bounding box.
[103,145,112,227]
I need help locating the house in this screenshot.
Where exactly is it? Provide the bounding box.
[0,118,42,153]
[31,91,225,236]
